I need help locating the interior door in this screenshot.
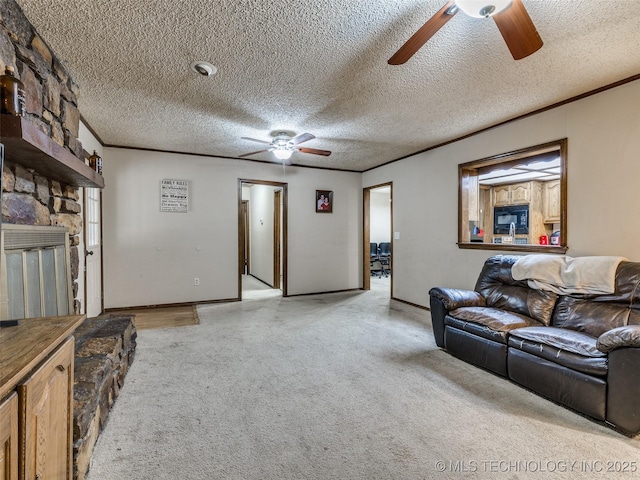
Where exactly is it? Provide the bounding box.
[273,190,281,289]
[84,187,102,317]
[241,200,249,275]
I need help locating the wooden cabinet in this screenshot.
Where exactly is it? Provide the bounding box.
[510,183,531,204]
[0,315,84,480]
[543,180,561,223]
[493,185,511,206]
[493,182,532,206]
[19,338,74,480]
[0,393,18,480]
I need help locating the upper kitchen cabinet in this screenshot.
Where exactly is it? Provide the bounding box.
[543,179,561,224]
[493,181,533,206]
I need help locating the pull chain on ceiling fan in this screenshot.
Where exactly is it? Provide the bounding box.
[388,0,543,65]
[239,132,331,162]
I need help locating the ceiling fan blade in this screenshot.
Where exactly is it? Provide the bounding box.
[238,148,271,158]
[291,132,315,145]
[241,137,272,145]
[388,1,458,65]
[492,0,543,60]
[297,147,332,157]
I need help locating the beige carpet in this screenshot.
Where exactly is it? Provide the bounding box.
[86,281,640,479]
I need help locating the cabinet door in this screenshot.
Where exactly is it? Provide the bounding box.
[510,182,531,204]
[19,338,74,480]
[493,185,511,206]
[543,180,561,223]
[0,393,18,480]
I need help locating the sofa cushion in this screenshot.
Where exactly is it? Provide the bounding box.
[552,297,632,337]
[474,255,558,325]
[509,326,604,358]
[508,329,608,377]
[446,307,542,344]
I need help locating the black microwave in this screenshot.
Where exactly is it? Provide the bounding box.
[494,205,529,234]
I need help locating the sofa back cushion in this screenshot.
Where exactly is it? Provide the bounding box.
[475,255,558,326]
[551,261,640,337]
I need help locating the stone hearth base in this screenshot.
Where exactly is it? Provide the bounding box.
[73,315,137,480]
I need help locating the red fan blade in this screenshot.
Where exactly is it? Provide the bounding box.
[241,137,272,145]
[297,147,332,157]
[388,1,458,65]
[291,132,315,145]
[239,149,271,158]
[492,0,543,60]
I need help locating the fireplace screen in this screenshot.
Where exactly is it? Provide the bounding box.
[1,224,73,320]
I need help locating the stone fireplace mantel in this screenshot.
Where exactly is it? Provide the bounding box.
[0,115,103,189]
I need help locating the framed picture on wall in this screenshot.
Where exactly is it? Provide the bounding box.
[316,190,333,213]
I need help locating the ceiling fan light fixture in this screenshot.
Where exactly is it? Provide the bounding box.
[455,0,512,18]
[273,148,293,160]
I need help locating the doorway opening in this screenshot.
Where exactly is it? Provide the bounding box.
[363,183,392,294]
[238,179,288,299]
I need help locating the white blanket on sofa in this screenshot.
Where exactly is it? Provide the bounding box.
[511,255,627,295]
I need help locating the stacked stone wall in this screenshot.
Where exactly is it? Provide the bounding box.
[1,0,84,311]
[73,315,137,480]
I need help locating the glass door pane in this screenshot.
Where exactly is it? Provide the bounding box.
[25,250,42,318]
[42,248,58,316]
[6,252,25,320]
[55,246,69,315]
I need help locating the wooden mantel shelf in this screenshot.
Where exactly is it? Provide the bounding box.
[0,115,104,188]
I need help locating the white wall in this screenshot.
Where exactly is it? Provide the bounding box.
[248,184,276,285]
[363,78,640,308]
[370,189,391,245]
[102,151,362,308]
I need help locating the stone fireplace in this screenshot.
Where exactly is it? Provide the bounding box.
[1,3,135,480]
[1,0,85,310]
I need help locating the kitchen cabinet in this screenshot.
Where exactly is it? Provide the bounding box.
[543,180,561,223]
[0,315,84,480]
[510,183,531,204]
[0,392,18,480]
[493,181,532,206]
[492,185,510,206]
[19,338,74,480]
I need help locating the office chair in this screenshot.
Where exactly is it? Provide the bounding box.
[370,242,383,277]
[378,242,391,277]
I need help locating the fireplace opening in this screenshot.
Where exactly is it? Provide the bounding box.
[0,224,73,320]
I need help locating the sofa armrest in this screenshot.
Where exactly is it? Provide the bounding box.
[428,287,486,310]
[429,288,485,349]
[596,326,640,353]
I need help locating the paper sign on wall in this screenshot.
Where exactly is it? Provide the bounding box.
[160,179,189,213]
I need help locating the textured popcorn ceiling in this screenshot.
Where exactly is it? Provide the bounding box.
[15,0,640,171]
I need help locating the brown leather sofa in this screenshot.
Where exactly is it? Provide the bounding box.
[429,254,640,435]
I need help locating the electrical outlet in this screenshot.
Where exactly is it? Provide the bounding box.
[194,277,200,286]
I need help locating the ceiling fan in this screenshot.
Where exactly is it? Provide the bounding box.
[388,0,543,65]
[239,132,331,162]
